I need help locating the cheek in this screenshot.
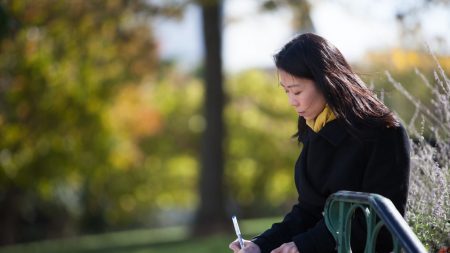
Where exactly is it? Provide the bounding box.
[298,91,315,107]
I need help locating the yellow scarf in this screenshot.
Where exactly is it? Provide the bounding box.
[306,104,336,133]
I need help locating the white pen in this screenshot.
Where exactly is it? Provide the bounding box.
[232,215,245,249]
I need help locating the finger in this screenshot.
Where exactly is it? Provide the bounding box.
[287,245,298,253]
[289,244,299,253]
[277,244,289,253]
[280,245,289,253]
[271,247,281,253]
[229,240,240,251]
[243,241,254,249]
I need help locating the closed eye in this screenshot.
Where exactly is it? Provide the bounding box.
[282,88,301,95]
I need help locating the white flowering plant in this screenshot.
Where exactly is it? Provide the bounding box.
[386,57,450,251]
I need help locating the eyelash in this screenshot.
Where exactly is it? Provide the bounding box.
[284,90,301,95]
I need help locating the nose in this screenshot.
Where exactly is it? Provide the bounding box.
[288,93,299,107]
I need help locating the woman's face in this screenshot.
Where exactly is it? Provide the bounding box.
[278,70,326,120]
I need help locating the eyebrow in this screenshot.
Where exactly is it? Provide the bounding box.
[279,82,302,89]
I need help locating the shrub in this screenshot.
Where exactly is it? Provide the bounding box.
[386,56,450,251]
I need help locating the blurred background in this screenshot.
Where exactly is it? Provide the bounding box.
[0,0,449,252]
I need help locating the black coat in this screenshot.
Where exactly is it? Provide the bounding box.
[252,119,411,253]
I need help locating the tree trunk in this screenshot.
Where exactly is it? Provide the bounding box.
[193,0,228,235]
[0,186,20,245]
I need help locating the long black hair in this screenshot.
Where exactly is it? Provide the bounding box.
[274,33,399,140]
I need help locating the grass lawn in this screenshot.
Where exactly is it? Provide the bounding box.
[0,217,281,253]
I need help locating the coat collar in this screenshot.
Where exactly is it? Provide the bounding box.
[316,119,348,146]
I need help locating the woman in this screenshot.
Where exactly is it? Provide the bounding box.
[229,33,410,253]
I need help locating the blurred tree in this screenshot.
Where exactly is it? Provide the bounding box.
[261,0,315,33]
[394,0,450,50]
[192,0,228,235]
[191,0,315,235]
[0,0,162,244]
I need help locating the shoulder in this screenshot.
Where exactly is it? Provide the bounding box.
[363,123,411,159]
[383,123,410,153]
[338,121,410,158]
[377,123,409,144]
[353,120,409,142]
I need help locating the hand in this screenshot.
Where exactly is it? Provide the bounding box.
[229,239,261,253]
[270,242,299,253]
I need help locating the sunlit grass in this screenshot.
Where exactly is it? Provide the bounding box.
[0,217,281,253]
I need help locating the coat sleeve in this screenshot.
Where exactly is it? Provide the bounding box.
[361,125,411,214]
[292,218,336,252]
[354,125,411,251]
[251,202,320,253]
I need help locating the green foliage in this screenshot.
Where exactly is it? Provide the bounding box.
[0,0,373,245]
[125,70,204,222]
[0,0,158,240]
[115,67,302,224]
[132,68,301,222]
[224,69,299,216]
